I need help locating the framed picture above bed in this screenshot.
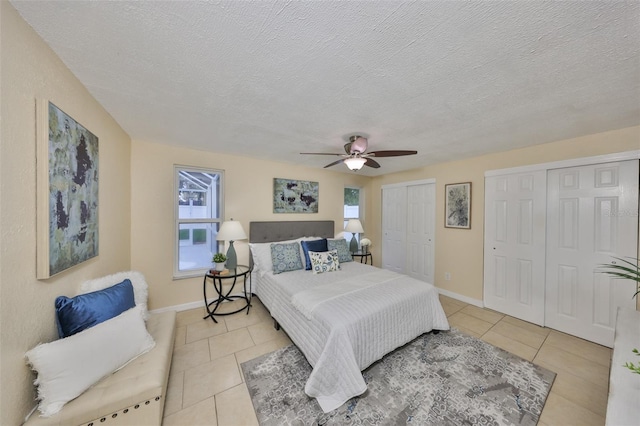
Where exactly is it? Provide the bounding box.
[273,178,319,213]
[445,182,471,229]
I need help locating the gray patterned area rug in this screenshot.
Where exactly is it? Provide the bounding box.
[241,329,556,426]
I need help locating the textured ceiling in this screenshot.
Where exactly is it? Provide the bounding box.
[11,1,640,176]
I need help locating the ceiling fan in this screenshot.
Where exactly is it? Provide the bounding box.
[301,135,418,171]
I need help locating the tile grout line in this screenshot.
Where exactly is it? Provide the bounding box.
[179,370,185,414]
[533,329,552,363]
[492,317,549,354]
[481,315,502,339]
[214,392,220,426]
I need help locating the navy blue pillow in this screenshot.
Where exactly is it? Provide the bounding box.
[55,279,135,338]
[300,239,328,270]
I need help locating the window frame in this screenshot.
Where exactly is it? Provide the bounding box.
[344,186,364,240]
[173,165,224,279]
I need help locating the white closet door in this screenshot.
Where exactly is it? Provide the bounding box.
[484,171,547,325]
[382,186,407,273]
[406,183,436,283]
[546,160,638,347]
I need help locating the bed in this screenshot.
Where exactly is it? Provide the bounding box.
[248,220,449,412]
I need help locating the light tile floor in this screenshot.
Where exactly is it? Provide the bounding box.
[163,295,612,426]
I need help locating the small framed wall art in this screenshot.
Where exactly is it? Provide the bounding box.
[273,178,319,213]
[445,182,471,229]
[36,99,99,278]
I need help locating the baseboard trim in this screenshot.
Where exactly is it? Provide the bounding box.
[150,300,202,314]
[149,294,247,314]
[436,288,484,308]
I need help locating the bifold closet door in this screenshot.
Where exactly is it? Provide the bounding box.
[382,186,407,273]
[545,160,638,347]
[406,184,435,284]
[483,171,547,326]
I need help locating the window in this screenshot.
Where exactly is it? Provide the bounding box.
[344,187,362,241]
[174,166,223,278]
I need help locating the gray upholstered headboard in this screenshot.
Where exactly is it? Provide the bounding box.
[249,221,335,243]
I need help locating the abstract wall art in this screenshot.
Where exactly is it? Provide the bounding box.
[445,182,471,229]
[273,178,318,213]
[37,100,99,278]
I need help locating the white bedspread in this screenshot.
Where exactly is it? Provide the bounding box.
[253,262,449,412]
[291,269,399,319]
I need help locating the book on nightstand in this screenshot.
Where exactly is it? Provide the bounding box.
[208,269,230,276]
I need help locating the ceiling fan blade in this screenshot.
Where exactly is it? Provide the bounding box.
[300,152,344,156]
[324,158,347,168]
[368,150,417,157]
[365,158,381,168]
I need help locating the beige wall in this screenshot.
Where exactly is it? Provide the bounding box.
[0,3,132,424]
[130,140,370,310]
[369,126,640,302]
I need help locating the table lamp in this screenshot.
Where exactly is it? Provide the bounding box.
[344,219,364,253]
[216,219,247,270]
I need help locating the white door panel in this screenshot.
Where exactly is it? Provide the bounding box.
[382,183,435,279]
[407,184,435,283]
[382,186,407,273]
[546,160,638,347]
[484,171,547,325]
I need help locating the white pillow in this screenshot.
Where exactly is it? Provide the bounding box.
[249,242,277,275]
[80,271,149,320]
[25,306,155,417]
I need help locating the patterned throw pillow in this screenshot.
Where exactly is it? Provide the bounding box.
[271,242,303,274]
[309,250,341,274]
[327,238,352,263]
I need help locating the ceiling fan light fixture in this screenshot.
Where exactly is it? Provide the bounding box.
[344,157,367,171]
[301,133,417,170]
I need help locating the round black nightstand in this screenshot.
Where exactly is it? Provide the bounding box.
[202,265,252,323]
[351,251,372,265]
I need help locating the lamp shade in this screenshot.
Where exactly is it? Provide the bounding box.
[216,220,247,242]
[344,219,364,233]
[344,157,367,171]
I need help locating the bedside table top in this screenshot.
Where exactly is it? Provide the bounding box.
[206,265,251,277]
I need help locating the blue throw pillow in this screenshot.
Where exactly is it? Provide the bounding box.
[270,242,303,274]
[55,279,135,338]
[300,239,328,270]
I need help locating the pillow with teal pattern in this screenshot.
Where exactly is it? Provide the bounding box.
[309,250,341,274]
[271,242,304,274]
[327,238,352,263]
